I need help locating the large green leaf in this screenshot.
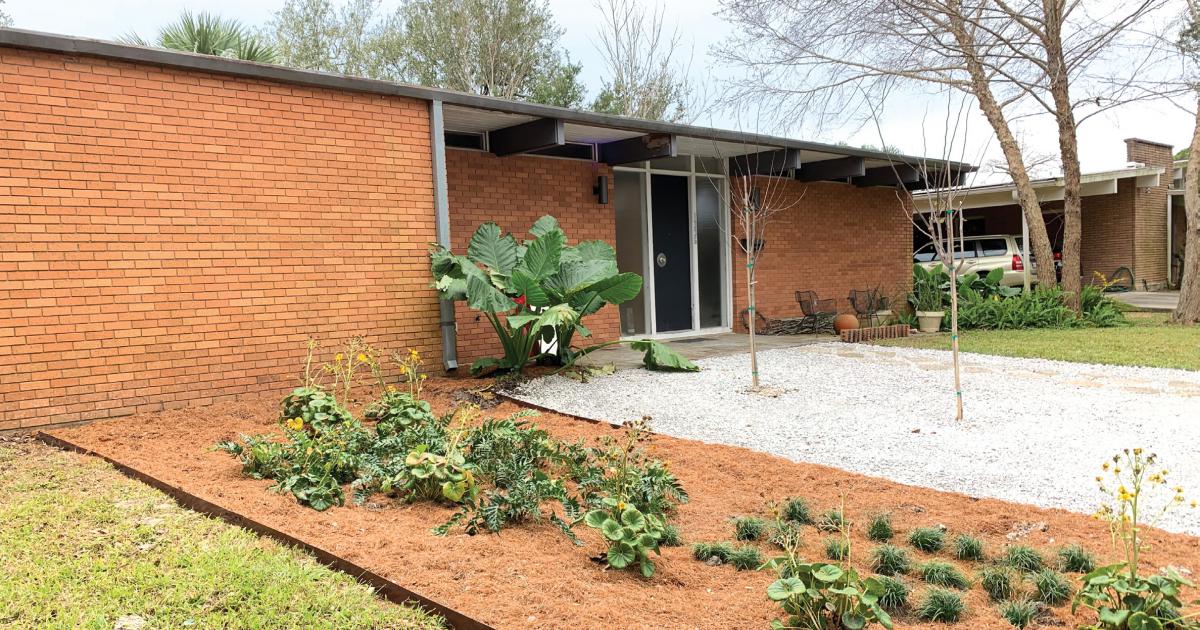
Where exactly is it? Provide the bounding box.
[467,275,517,313]
[535,303,580,328]
[519,229,565,280]
[545,260,616,297]
[628,340,700,372]
[587,272,643,304]
[767,577,805,601]
[468,222,518,275]
[529,215,562,238]
[572,239,617,263]
[607,542,635,569]
[508,269,551,307]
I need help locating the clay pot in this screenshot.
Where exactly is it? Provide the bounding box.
[833,313,859,332]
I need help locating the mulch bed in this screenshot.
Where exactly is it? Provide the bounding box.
[48,378,1200,629]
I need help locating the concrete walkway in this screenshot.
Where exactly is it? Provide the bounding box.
[1112,291,1179,312]
[580,332,833,369]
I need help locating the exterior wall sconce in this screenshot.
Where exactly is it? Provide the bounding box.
[593,175,609,204]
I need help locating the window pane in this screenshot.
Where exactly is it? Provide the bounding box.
[952,241,976,259]
[913,244,938,263]
[696,177,724,328]
[649,154,691,171]
[978,238,1007,257]
[614,171,647,335]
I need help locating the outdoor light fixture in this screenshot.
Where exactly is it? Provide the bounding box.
[593,175,609,204]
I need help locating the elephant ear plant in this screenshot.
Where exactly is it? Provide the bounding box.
[430,215,699,374]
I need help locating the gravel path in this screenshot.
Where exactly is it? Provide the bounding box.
[512,344,1200,535]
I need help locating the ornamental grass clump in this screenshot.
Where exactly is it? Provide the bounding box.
[824,537,849,561]
[979,565,1018,602]
[1056,544,1095,573]
[1003,545,1044,573]
[817,509,849,533]
[782,496,814,525]
[917,588,965,623]
[920,561,969,590]
[998,599,1040,628]
[1032,568,1072,605]
[867,513,894,542]
[908,527,945,553]
[729,545,762,571]
[954,534,984,562]
[876,575,910,612]
[692,542,734,564]
[870,544,912,576]
[733,516,765,541]
[660,524,682,547]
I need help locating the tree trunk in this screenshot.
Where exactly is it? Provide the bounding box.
[745,206,760,388]
[948,208,963,421]
[1173,98,1200,324]
[1044,5,1083,309]
[948,12,1058,289]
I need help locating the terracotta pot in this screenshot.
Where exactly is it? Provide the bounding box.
[834,313,859,332]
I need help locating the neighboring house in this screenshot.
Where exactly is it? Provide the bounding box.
[913,139,1176,290]
[0,28,969,430]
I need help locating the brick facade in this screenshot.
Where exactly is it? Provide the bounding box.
[732,178,912,328]
[0,48,441,430]
[445,149,620,365]
[1126,138,1172,287]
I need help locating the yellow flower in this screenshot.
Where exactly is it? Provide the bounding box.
[335,352,345,362]
[285,417,304,431]
[617,501,627,511]
[1102,462,1110,471]
[1191,500,1197,509]
[357,353,368,363]
[387,384,398,392]
[1133,448,1143,455]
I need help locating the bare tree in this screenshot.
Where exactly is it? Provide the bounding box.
[1173,1,1200,323]
[716,0,1170,308]
[590,0,693,122]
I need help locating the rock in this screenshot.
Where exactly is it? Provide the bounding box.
[114,615,147,630]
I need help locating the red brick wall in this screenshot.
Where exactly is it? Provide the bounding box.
[445,149,619,365]
[1126,139,1172,287]
[732,178,912,327]
[0,48,441,430]
[1080,182,1135,283]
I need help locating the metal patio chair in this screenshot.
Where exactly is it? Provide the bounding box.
[795,290,837,334]
[848,288,881,327]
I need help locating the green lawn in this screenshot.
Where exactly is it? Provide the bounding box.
[0,440,444,630]
[876,313,1200,371]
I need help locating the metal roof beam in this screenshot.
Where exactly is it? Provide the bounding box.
[598,133,676,165]
[794,157,865,182]
[487,118,564,157]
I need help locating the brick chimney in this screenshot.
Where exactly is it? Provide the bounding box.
[1123,138,1173,289]
[1124,138,1173,170]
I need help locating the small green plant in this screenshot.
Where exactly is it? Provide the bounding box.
[916,588,965,623]
[767,563,894,630]
[908,527,945,553]
[782,496,814,525]
[870,544,912,576]
[582,499,667,578]
[979,565,1018,602]
[1032,568,1072,606]
[768,517,804,550]
[824,536,849,561]
[1073,450,1199,630]
[733,516,766,541]
[867,513,894,542]
[999,599,1040,628]
[692,541,734,564]
[660,524,682,547]
[920,561,969,590]
[1003,545,1044,573]
[954,534,984,562]
[729,545,762,571]
[817,509,848,533]
[875,575,909,612]
[1057,544,1096,573]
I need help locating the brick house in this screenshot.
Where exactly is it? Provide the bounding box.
[0,29,969,430]
[912,139,1177,289]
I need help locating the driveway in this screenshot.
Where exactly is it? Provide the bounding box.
[512,343,1200,535]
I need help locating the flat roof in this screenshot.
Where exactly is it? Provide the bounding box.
[912,165,1164,210]
[0,27,973,173]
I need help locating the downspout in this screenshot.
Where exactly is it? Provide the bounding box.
[430,100,458,370]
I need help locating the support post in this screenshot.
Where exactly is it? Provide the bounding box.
[430,100,458,370]
[1167,194,1174,286]
[1021,211,1031,293]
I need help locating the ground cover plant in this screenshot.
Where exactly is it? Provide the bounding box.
[0,440,442,629]
[867,512,893,542]
[216,340,688,579]
[954,534,984,561]
[429,215,697,374]
[908,526,946,553]
[999,599,1040,628]
[870,544,911,576]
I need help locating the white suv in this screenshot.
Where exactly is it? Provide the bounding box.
[913,234,1038,288]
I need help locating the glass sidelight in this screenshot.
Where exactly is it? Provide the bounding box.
[696,177,724,328]
[614,170,648,335]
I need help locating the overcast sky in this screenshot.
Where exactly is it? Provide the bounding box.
[4,0,1193,179]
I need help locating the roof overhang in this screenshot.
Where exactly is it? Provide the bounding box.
[912,166,1164,211]
[0,26,974,185]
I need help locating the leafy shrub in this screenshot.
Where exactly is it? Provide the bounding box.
[733,516,765,541]
[954,534,985,562]
[365,390,435,437]
[1003,545,1044,573]
[920,561,969,590]
[911,264,948,313]
[1080,284,1128,328]
[917,588,965,623]
[957,287,1076,330]
[1032,568,1072,606]
[768,563,894,630]
[429,215,696,374]
[782,496,814,525]
[824,537,849,561]
[692,541,734,563]
[875,575,909,612]
[979,565,1018,602]
[867,513,894,542]
[908,527,945,553]
[999,599,1040,628]
[871,544,912,576]
[1057,544,1096,573]
[729,545,762,571]
[817,509,849,533]
[583,500,667,578]
[660,524,682,547]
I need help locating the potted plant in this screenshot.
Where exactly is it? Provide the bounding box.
[910,265,946,333]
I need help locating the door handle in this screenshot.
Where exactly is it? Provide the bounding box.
[656,253,667,268]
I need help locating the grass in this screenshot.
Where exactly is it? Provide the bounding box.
[876,313,1200,370]
[979,565,1018,602]
[908,527,946,553]
[1003,545,1045,573]
[1032,569,1072,605]
[733,516,766,541]
[867,513,894,542]
[954,534,985,562]
[920,561,970,590]
[0,442,443,630]
[870,544,912,576]
[917,588,966,623]
[875,575,910,611]
[998,600,1040,628]
[782,496,813,525]
[729,545,762,571]
[1057,544,1096,573]
[824,537,849,561]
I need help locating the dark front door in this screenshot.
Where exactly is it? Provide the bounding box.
[651,174,692,332]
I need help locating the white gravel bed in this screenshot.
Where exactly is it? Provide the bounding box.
[512,344,1200,536]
